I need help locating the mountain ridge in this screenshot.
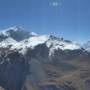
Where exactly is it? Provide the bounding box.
[0,26,90,90]
[0,26,83,55]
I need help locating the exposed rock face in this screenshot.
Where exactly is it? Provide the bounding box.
[0,47,90,90]
[0,48,29,90]
[21,44,90,90]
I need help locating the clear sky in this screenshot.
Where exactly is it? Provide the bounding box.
[0,0,90,44]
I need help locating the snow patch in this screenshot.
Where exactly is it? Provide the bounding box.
[0,37,18,48]
[46,39,80,56]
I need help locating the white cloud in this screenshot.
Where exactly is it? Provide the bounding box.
[49,1,62,7]
[51,2,59,6]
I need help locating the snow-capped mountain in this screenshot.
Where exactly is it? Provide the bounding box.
[0,26,81,56]
[19,35,80,55]
[0,26,90,90]
[0,26,37,42]
[0,37,17,48]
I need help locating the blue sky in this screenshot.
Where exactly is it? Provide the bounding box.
[0,0,90,44]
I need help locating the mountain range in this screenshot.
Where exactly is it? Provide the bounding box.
[0,26,90,90]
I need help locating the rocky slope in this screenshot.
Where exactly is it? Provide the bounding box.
[0,26,89,90]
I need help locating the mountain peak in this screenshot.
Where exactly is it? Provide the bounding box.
[30,32,38,36]
[0,26,31,41]
[5,26,25,33]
